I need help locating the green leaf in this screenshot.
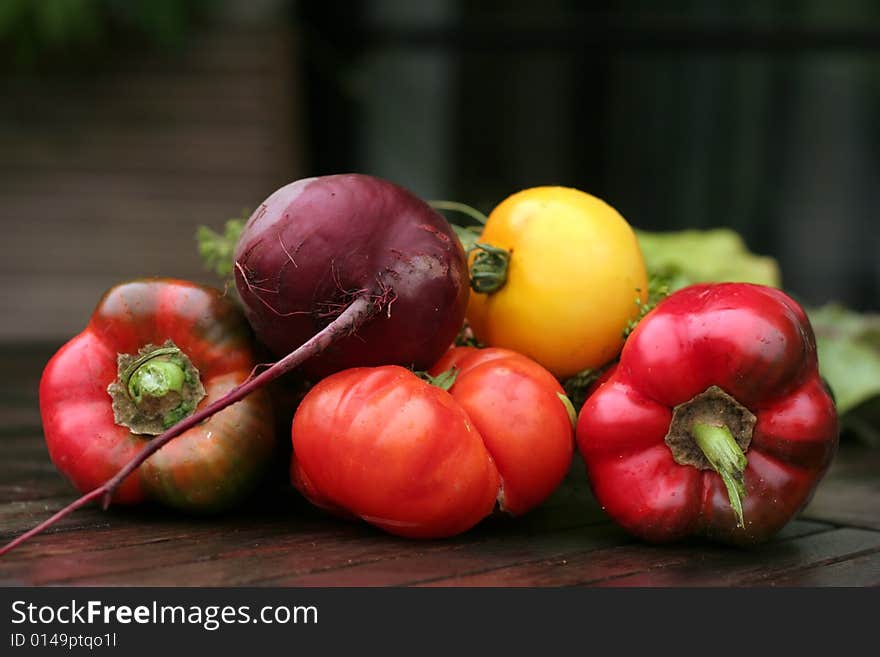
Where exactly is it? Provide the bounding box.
[809,304,880,417]
[627,228,782,341]
[196,213,247,279]
[562,365,611,412]
[622,276,671,340]
[636,228,782,292]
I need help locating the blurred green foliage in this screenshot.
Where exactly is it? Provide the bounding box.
[0,0,212,69]
[197,213,247,280]
[636,228,782,290]
[809,305,880,445]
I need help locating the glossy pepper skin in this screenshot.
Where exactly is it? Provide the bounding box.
[39,279,275,512]
[576,283,838,545]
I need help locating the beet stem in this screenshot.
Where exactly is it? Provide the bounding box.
[0,296,377,557]
[0,488,105,557]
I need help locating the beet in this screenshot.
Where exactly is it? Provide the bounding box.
[234,173,468,379]
[1,174,469,555]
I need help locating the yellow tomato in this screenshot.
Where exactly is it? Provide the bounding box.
[466,186,648,379]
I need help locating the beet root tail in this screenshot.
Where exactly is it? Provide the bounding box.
[0,296,377,557]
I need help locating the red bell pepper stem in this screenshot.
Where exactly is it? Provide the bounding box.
[691,421,748,528]
[0,296,375,557]
[120,346,182,394]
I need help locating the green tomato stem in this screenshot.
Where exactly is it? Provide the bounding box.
[557,392,578,429]
[417,367,459,392]
[469,242,511,294]
[691,422,748,528]
[428,200,488,225]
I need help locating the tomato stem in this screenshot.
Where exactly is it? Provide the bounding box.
[557,392,578,428]
[417,366,459,391]
[691,422,748,528]
[0,296,378,557]
[428,200,488,225]
[469,242,510,294]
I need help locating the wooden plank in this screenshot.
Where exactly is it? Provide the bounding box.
[24,518,616,587]
[273,523,627,587]
[758,548,880,586]
[0,467,609,586]
[802,448,880,530]
[421,520,834,587]
[1,345,878,586]
[803,480,880,531]
[0,511,444,586]
[0,480,74,503]
[593,528,880,586]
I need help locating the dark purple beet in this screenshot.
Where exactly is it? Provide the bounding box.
[0,174,469,556]
[233,173,469,379]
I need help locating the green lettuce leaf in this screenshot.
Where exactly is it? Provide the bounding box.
[810,304,880,413]
[636,228,782,291]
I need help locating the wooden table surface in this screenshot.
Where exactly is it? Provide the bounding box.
[1,345,878,587]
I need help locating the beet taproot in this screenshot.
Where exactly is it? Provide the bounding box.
[234,173,469,378]
[1,174,470,555]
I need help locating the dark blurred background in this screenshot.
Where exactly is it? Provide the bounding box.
[2,0,878,343]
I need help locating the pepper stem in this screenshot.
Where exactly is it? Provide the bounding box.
[691,422,748,528]
[125,351,186,403]
[108,341,205,436]
[469,242,511,294]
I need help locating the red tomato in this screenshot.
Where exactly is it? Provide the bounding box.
[291,366,500,539]
[430,347,575,516]
[290,349,575,539]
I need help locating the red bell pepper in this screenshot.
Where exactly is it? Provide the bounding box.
[576,283,838,544]
[39,279,276,512]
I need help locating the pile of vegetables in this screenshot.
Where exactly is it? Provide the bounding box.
[1,172,859,555]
